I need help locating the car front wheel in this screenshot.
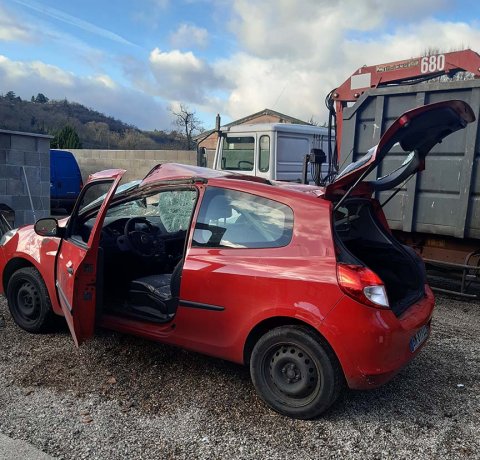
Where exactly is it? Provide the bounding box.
[250,325,343,419]
[6,267,55,333]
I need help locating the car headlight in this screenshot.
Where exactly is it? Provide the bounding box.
[0,228,18,246]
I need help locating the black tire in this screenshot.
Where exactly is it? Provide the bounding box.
[6,267,56,333]
[250,325,343,419]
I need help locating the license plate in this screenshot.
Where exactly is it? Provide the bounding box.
[409,324,429,353]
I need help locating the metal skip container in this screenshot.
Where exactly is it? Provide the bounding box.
[339,79,480,296]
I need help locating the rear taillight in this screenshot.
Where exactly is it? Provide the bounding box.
[337,264,389,308]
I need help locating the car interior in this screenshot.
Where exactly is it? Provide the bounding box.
[334,198,426,316]
[70,186,198,323]
[67,181,294,324]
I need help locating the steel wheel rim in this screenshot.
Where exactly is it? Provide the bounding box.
[15,280,41,324]
[263,342,321,407]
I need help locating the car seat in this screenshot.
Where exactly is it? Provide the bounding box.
[128,259,183,320]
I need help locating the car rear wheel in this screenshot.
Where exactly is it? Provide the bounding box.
[250,325,343,419]
[6,267,56,333]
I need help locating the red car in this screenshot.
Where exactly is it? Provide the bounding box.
[0,101,474,419]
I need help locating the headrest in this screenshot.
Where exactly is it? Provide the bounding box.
[207,195,232,220]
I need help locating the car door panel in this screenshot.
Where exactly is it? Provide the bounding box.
[56,169,125,346]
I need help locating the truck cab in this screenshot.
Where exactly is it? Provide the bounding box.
[212,123,333,182]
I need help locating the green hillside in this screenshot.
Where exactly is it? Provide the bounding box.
[0,91,185,150]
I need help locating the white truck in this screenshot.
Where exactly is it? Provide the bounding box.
[203,123,334,183]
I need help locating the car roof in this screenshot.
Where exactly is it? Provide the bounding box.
[141,163,236,184]
[140,163,325,198]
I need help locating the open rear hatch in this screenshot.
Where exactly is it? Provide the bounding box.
[326,100,475,205]
[327,100,475,315]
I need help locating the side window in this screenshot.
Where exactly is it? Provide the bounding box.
[77,183,112,214]
[220,136,254,171]
[68,181,113,242]
[258,135,270,172]
[193,187,293,249]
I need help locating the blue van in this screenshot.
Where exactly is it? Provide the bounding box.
[50,149,83,213]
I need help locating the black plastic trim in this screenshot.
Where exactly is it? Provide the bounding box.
[56,281,73,314]
[179,300,225,311]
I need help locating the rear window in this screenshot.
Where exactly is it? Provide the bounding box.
[336,148,374,178]
[193,187,293,249]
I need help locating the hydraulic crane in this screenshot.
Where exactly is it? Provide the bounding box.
[322,49,480,297]
[326,49,480,167]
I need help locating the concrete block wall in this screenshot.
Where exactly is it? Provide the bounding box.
[0,129,51,227]
[69,149,196,183]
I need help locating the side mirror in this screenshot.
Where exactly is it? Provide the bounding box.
[197,147,207,167]
[34,218,59,237]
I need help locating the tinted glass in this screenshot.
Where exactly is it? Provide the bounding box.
[193,187,293,248]
[336,148,374,179]
[69,180,113,242]
[77,182,112,214]
[220,136,254,171]
[81,180,141,214]
[259,135,270,172]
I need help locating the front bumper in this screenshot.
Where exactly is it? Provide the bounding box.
[321,285,435,389]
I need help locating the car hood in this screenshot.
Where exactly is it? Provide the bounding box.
[325,100,475,202]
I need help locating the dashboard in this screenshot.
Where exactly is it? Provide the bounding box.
[80,216,186,262]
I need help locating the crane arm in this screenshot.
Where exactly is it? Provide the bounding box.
[328,49,480,167]
[332,49,480,103]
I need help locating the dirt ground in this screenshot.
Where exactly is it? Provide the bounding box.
[0,293,479,459]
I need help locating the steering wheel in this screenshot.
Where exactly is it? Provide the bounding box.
[124,217,165,258]
[238,160,253,170]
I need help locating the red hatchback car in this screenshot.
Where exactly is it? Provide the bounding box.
[0,101,474,419]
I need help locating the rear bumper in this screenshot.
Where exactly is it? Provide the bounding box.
[322,285,435,389]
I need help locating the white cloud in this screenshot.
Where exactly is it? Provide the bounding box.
[344,20,480,64]
[170,23,209,49]
[2,0,479,132]
[215,53,328,122]
[230,0,342,61]
[0,55,169,130]
[230,0,451,61]
[90,74,118,89]
[149,48,229,103]
[211,0,480,124]
[0,4,109,73]
[0,56,75,86]
[0,5,33,42]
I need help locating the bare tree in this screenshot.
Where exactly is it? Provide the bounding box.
[307,116,327,127]
[170,104,204,150]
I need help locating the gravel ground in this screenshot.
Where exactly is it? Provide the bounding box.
[0,293,479,459]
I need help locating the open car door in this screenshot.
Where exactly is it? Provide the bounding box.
[56,169,125,346]
[325,100,475,208]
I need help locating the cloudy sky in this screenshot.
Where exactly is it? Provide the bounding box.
[1,0,480,130]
